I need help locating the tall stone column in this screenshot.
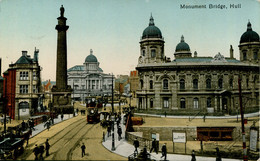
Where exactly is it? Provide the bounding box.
[52,5,72,112]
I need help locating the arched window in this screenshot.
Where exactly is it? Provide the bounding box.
[180,79,185,90]
[218,78,223,89]
[193,79,198,89]
[151,49,156,58]
[180,98,185,108]
[163,79,168,89]
[140,80,144,89]
[207,97,211,107]
[193,98,199,109]
[142,50,145,56]
[206,79,211,89]
[150,80,153,89]
[243,52,247,60]
[229,79,233,89]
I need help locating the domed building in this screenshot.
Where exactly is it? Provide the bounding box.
[67,49,114,100]
[136,17,259,115]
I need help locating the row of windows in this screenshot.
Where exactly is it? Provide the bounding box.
[161,97,212,108]
[141,78,251,90]
[142,49,163,58]
[19,71,37,80]
[20,85,38,94]
[243,51,258,60]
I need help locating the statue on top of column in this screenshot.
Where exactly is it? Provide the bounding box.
[60,5,65,17]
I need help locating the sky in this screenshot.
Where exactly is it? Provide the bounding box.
[0,0,259,81]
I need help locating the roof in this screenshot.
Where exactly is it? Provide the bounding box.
[85,54,98,63]
[142,15,162,39]
[67,65,84,72]
[15,56,33,64]
[240,22,260,43]
[175,36,190,52]
[172,57,241,63]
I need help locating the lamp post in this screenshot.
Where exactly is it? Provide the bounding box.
[111,73,115,151]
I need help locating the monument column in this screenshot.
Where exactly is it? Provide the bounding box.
[55,5,69,90]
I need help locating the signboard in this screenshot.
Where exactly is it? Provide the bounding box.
[250,128,258,151]
[173,132,186,143]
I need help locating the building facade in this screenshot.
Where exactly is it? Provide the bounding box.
[67,49,114,101]
[136,16,260,114]
[3,49,41,120]
[129,70,139,97]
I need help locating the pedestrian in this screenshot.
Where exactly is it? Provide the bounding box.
[216,147,222,161]
[33,144,39,160]
[81,143,86,157]
[191,150,196,161]
[45,139,50,157]
[30,119,35,131]
[61,113,64,121]
[150,139,158,154]
[44,121,50,131]
[107,124,111,137]
[133,138,139,154]
[21,120,26,131]
[39,145,45,160]
[117,126,122,140]
[161,143,167,160]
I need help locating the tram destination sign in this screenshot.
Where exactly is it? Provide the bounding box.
[173,132,186,143]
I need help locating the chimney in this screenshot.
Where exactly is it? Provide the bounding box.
[34,47,39,62]
[194,51,198,57]
[230,45,234,59]
[22,51,28,56]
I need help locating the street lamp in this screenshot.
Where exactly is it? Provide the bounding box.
[111,73,115,151]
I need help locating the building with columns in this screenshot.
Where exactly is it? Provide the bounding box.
[136,16,259,115]
[67,49,114,101]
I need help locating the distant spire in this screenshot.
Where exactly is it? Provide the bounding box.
[181,35,185,42]
[247,20,252,31]
[90,49,93,55]
[149,13,154,26]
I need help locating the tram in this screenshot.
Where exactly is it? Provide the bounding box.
[86,96,101,123]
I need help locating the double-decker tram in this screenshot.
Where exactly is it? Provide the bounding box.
[86,96,102,123]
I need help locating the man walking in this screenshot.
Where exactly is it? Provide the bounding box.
[161,143,167,160]
[191,150,196,161]
[150,139,158,154]
[117,126,122,141]
[81,143,86,157]
[133,138,139,154]
[45,139,50,156]
[33,144,39,160]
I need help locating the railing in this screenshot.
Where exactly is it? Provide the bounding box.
[188,110,205,122]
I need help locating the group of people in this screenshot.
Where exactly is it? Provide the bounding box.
[33,139,50,160]
[105,112,123,141]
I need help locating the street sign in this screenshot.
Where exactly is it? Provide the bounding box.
[173,132,186,143]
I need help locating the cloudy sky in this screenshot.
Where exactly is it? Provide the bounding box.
[0,0,259,81]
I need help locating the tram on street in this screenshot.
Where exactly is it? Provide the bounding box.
[86,96,101,123]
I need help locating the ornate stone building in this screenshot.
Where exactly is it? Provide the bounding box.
[3,49,41,120]
[136,16,259,114]
[67,49,114,101]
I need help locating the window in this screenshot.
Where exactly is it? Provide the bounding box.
[243,52,247,60]
[150,80,153,89]
[74,85,79,90]
[246,78,249,88]
[33,85,37,93]
[33,72,37,80]
[163,79,168,89]
[20,85,28,94]
[229,79,233,89]
[92,80,95,89]
[194,98,199,109]
[193,79,198,89]
[180,98,185,108]
[150,98,153,108]
[180,79,185,90]
[140,80,144,89]
[253,52,258,60]
[206,79,211,89]
[218,78,223,89]
[163,98,169,108]
[20,71,29,80]
[82,85,85,90]
[96,80,99,89]
[151,49,156,58]
[142,50,145,56]
[207,97,211,107]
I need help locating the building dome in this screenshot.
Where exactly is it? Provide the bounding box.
[175,35,190,52]
[85,49,98,63]
[142,15,162,39]
[240,22,260,43]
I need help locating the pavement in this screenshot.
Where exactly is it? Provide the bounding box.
[102,114,246,161]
